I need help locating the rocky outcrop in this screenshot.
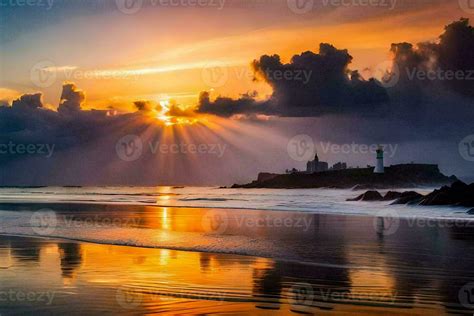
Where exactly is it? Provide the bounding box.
[347,181,474,214]
[233,164,457,189]
[419,181,474,207]
[383,191,403,201]
[347,191,384,201]
[347,190,423,203]
[391,191,424,205]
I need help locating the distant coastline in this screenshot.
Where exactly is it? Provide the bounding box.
[232,164,457,189]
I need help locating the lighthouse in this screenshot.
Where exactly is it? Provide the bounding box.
[374,146,385,174]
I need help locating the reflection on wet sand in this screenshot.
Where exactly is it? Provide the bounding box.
[0,205,474,314]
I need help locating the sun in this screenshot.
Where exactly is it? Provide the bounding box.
[154,100,199,126]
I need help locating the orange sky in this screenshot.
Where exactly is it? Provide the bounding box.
[0,1,468,112]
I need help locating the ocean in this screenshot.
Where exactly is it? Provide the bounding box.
[1,187,474,314]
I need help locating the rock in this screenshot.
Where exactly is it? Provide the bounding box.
[391,191,424,205]
[383,191,402,201]
[346,181,474,210]
[419,181,474,207]
[347,190,384,201]
[451,180,469,190]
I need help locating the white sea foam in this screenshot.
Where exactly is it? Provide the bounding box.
[0,186,471,218]
[0,186,472,261]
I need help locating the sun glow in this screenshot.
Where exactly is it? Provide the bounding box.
[155,100,199,126]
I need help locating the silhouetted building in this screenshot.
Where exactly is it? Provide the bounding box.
[306,153,328,173]
[331,162,347,170]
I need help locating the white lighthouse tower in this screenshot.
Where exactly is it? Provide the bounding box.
[374,146,385,174]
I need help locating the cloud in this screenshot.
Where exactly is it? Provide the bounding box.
[197,19,473,121]
[58,83,85,115]
[198,91,264,118]
[166,100,198,117]
[0,19,473,185]
[197,43,390,118]
[134,100,161,112]
[12,93,44,110]
[388,18,474,98]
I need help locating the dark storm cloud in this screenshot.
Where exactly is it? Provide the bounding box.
[0,83,143,166]
[1,18,473,185]
[11,93,43,110]
[197,43,390,117]
[198,91,266,118]
[58,83,85,114]
[389,18,474,98]
[197,19,474,121]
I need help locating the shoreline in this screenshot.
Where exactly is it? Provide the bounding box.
[0,199,473,222]
[2,205,474,263]
[2,232,474,315]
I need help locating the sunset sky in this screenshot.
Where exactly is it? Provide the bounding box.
[1,0,468,108]
[1,0,473,185]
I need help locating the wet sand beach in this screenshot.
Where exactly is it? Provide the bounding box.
[1,204,474,315]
